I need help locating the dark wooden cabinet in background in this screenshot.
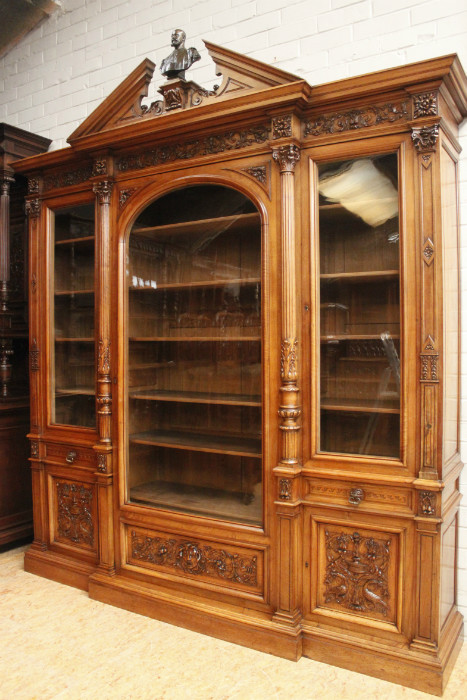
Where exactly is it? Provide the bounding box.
[13,44,467,694]
[0,124,50,547]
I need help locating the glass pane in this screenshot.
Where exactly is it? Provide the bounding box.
[126,185,262,525]
[318,154,400,458]
[51,204,95,428]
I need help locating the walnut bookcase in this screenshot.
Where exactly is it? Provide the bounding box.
[14,44,467,695]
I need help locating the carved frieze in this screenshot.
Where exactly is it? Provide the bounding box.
[281,338,298,381]
[279,478,292,500]
[412,124,439,153]
[56,481,94,547]
[413,92,438,118]
[272,115,293,139]
[304,102,408,137]
[117,125,270,172]
[324,530,391,616]
[43,165,93,191]
[272,144,300,172]
[93,180,113,205]
[420,336,439,382]
[25,199,41,219]
[131,531,258,587]
[418,491,436,516]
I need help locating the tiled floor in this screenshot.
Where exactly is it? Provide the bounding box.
[1,545,466,699]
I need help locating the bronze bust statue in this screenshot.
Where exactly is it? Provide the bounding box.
[160,29,201,80]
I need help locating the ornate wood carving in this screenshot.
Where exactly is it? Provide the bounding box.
[279,478,292,500]
[93,180,113,205]
[117,125,270,172]
[420,336,438,382]
[30,338,39,371]
[25,198,41,218]
[98,338,111,376]
[56,482,94,547]
[131,531,258,586]
[92,159,108,177]
[418,491,436,517]
[272,114,292,139]
[43,165,93,191]
[413,92,438,118]
[30,441,39,458]
[27,177,40,194]
[280,338,298,381]
[411,124,439,152]
[96,454,107,473]
[243,166,267,184]
[324,530,391,616]
[272,144,300,172]
[119,188,138,209]
[423,238,435,265]
[304,102,408,136]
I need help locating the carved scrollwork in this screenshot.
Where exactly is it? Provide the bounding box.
[413,92,438,118]
[324,530,391,616]
[304,102,408,136]
[243,166,267,184]
[25,199,41,219]
[412,124,439,153]
[279,478,292,500]
[30,338,39,371]
[272,144,300,173]
[57,482,94,547]
[419,491,436,516]
[93,180,113,205]
[131,531,258,586]
[272,114,293,139]
[43,165,93,191]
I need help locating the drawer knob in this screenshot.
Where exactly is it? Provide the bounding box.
[66,450,77,464]
[349,488,365,506]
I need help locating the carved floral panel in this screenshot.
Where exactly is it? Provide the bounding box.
[55,480,95,550]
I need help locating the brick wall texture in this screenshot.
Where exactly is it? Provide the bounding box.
[1,0,467,622]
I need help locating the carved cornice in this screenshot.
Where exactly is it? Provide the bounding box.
[324,530,391,616]
[117,124,270,172]
[57,481,94,547]
[272,144,300,173]
[131,531,258,587]
[43,165,93,191]
[272,114,292,139]
[25,199,41,219]
[412,124,439,153]
[304,102,408,137]
[93,180,113,205]
[418,491,437,517]
[413,92,438,119]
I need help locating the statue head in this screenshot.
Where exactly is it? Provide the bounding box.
[171,29,186,49]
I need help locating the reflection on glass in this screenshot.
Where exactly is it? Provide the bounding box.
[51,204,95,428]
[318,154,400,458]
[126,185,262,524]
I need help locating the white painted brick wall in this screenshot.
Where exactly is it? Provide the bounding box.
[1,0,467,626]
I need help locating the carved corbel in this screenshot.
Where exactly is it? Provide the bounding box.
[411,124,439,153]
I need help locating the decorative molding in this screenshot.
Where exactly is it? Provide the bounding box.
[411,124,439,153]
[280,338,298,381]
[117,125,270,172]
[92,158,108,176]
[278,407,301,428]
[131,531,258,587]
[413,92,438,119]
[96,454,107,473]
[272,144,300,173]
[27,177,40,194]
[272,114,292,139]
[243,165,267,185]
[324,530,391,616]
[25,198,41,219]
[93,180,113,205]
[43,165,93,191]
[304,102,408,136]
[119,188,138,209]
[420,336,439,382]
[423,238,435,265]
[97,394,112,415]
[56,482,94,547]
[279,478,292,500]
[419,491,436,517]
[30,338,39,371]
[30,441,39,458]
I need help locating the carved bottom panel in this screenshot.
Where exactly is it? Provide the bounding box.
[127,526,264,595]
[50,477,97,553]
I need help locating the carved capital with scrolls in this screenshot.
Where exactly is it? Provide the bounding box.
[412,124,439,153]
[272,144,300,173]
[413,92,438,119]
[25,198,41,219]
[93,180,113,205]
[272,114,293,140]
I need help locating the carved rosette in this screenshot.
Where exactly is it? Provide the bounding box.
[30,338,39,371]
[92,159,108,177]
[279,478,292,500]
[93,180,113,205]
[25,199,41,219]
[418,491,437,517]
[272,114,293,139]
[413,92,438,119]
[304,102,408,137]
[412,124,439,153]
[57,482,94,547]
[423,238,435,265]
[324,531,391,616]
[420,336,439,382]
[131,531,258,587]
[272,144,300,173]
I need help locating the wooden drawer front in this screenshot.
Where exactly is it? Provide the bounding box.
[127,526,263,595]
[46,443,96,470]
[50,476,97,554]
[305,478,413,516]
[306,511,406,631]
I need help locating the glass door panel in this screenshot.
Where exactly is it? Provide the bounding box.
[51,204,96,428]
[126,185,262,525]
[318,154,400,458]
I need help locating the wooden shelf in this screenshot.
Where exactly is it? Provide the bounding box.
[55,289,94,296]
[321,334,400,342]
[55,337,94,343]
[55,236,95,246]
[129,389,261,407]
[321,397,400,414]
[130,480,261,525]
[129,336,261,342]
[132,211,260,239]
[320,270,399,282]
[56,387,95,397]
[130,430,262,458]
[129,277,261,292]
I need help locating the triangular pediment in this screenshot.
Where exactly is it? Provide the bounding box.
[67,41,302,146]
